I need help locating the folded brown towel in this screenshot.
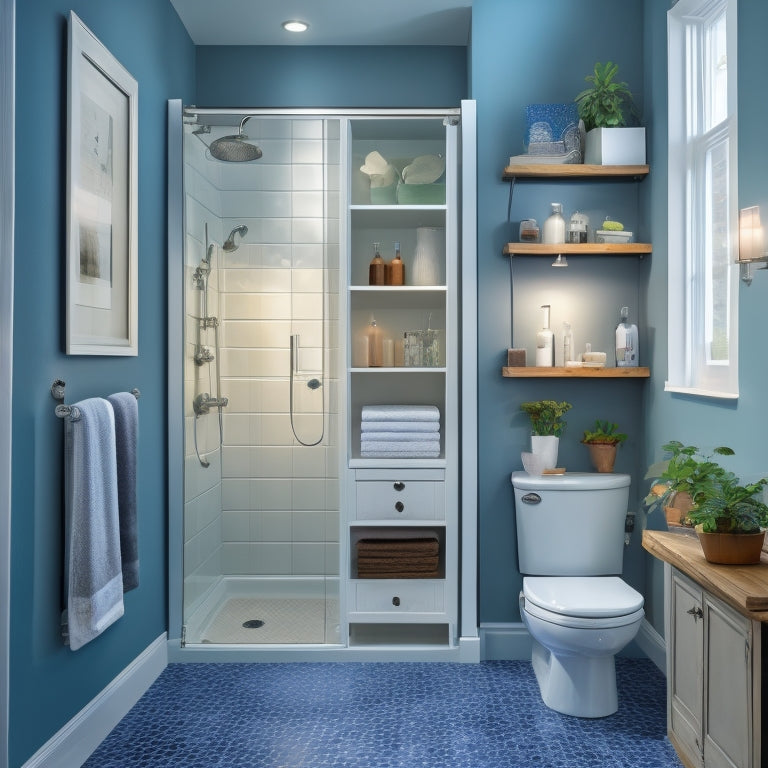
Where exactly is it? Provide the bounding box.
[358,556,440,572]
[358,570,441,579]
[356,537,439,556]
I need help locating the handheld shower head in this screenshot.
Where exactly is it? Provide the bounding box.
[223,225,248,252]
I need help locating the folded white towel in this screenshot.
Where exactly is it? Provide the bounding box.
[62,398,124,651]
[361,448,441,458]
[360,440,441,454]
[361,432,440,443]
[361,405,440,422]
[361,420,439,433]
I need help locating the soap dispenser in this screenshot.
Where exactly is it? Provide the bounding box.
[368,242,385,286]
[535,304,555,367]
[615,306,639,367]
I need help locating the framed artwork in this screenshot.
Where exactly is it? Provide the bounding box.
[66,12,138,355]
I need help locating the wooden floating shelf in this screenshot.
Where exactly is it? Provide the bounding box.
[504,243,652,256]
[502,366,650,379]
[502,163,649,180]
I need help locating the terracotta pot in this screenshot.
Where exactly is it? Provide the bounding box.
[584,442,617,473]
[696,528,766,565]
[664,491,694,527]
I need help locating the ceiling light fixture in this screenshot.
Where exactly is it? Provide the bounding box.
[282,20,309,33]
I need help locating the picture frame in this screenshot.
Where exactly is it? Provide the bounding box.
[66,12,138,355]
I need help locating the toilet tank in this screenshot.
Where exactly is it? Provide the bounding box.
[511,472,631,576]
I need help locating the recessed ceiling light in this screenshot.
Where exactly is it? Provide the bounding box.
[282,20,308,33]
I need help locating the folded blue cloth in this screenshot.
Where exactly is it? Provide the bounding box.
[108,392,139,592]
[63,398,124,650]
[361,420,439,433]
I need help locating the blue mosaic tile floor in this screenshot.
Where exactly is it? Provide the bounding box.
[85,658,681,767]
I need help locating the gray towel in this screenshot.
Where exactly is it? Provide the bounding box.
[63,398,124,650]
[108,392,139,592]
[361,405,440,422]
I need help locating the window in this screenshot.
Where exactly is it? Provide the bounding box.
[667,0,738,398]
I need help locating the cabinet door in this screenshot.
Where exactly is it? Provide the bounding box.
[703,596,753,768]
[670,571,704,766]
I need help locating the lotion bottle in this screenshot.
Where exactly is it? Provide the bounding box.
[615,306,639,367]
[542,203,566,244]
[535,304,555,367]
[562,321,574,365]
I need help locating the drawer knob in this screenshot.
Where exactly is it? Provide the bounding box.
[393,481,405,491]
[395,501,405,513]
[392,596,401,606]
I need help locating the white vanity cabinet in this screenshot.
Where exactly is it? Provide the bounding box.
[667,566,764,768]
[341,111,463,650]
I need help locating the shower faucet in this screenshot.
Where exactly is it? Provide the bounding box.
[193,392,229,416]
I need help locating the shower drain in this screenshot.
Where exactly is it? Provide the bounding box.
[242,619,265,629]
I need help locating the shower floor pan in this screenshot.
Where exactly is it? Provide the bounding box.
[185,576,340,646]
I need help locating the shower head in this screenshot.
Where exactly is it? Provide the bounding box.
[223,225,248,252]
[209,117,263,162]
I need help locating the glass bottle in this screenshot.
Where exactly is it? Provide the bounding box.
[367,315,383,367]
[368,242,385,286]
[542,203,566,244]
[387,241,404,285]
[535,304,555,367]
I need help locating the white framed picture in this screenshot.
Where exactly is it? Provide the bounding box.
[66,12,138,355]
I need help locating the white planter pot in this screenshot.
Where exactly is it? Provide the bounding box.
[584,127,646,165]
[530,435,559,470]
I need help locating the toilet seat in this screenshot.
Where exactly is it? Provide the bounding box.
[522,576,644,629]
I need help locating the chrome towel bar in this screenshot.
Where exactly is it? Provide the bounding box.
[51,379,140,422]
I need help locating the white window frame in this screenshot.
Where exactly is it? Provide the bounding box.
[667,0,739,399]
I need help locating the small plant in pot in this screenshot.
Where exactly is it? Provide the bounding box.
[520,400,571,471]
[645,442,768,564]
[581,420,627,473]
[574,61,644,165]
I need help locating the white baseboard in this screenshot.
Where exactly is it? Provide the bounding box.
[479,622,532,660]
[22,633,167,768]
[635,618,667,674]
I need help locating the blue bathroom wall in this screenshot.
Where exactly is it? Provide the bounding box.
[470,0,647,625]
[195,45,467,107]
[11,1,194,765]
[640,0,768,633]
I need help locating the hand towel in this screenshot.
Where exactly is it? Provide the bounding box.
[107,392,139,592]
[361,431,439,443]
[361,420,439,433]
[361,405,440,422]
[359,440,440,454]
[63,398,124,650]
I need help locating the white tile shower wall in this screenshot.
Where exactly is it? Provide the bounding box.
[217,119,341,579]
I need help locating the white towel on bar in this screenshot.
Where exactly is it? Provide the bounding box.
[360,441,441,454]
[361,405,440,422]
[361,432,440,443]
[62,397,124,651]
[361,420,439,433]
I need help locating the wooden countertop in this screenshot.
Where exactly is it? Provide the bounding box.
[643,529,768,622]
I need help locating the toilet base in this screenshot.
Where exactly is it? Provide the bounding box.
[531,639,618,718]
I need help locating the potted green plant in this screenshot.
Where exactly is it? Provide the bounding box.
[574,61,645,165]
[520,400,572,470]
[645,442,768,564]
[581,419,627,473]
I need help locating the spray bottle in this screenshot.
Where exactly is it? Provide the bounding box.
[615,306,639,367]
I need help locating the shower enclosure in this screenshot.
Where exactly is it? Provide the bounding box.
[170,106,342,647]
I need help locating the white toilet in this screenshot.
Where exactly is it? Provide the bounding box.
[511,471,644,718]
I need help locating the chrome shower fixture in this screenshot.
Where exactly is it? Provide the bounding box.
[223,225,248,252]
[209,117,263,162]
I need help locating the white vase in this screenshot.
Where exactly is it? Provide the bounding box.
[530,435,559,470]
[411,227,445,286]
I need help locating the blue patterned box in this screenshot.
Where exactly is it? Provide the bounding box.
[524,103,580,154]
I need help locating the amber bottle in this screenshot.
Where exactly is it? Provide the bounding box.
[368,242,385,286]
[387,241,404,286]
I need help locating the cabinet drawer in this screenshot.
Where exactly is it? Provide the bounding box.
[355,480,444,520]
[350,580,445,613]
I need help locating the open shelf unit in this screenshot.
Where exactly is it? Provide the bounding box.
[502,163,649,179]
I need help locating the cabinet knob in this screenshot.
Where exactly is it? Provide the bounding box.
[392,596,401,606]
[393,481,405,491]
[395,501,405,513]
[687,606,703,621]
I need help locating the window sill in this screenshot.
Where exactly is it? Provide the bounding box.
[664,382,739,400]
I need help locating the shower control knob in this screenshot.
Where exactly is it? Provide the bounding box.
[395,501,405,513]
[393,481,405,491]
[392,596,401,607]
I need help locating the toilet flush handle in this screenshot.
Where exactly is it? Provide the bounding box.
[521,492,541,504]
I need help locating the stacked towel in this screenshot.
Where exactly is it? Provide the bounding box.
[62,398,124,651]
[361,405,441,458]
[356,537,440,579]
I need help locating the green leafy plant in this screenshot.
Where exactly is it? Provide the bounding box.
[581,420,627,446]
[575,61,638,132]
[644,441,768,533]
[520,400,572,437]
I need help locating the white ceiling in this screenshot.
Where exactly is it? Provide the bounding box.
[169,0,472,46]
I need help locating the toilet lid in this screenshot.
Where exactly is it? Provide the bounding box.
[523,576,644,618]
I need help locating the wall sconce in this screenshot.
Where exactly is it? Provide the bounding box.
[551,254,568,268]
[738,205,768,286]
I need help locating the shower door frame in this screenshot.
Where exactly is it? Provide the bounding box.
[167,102,479,662]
